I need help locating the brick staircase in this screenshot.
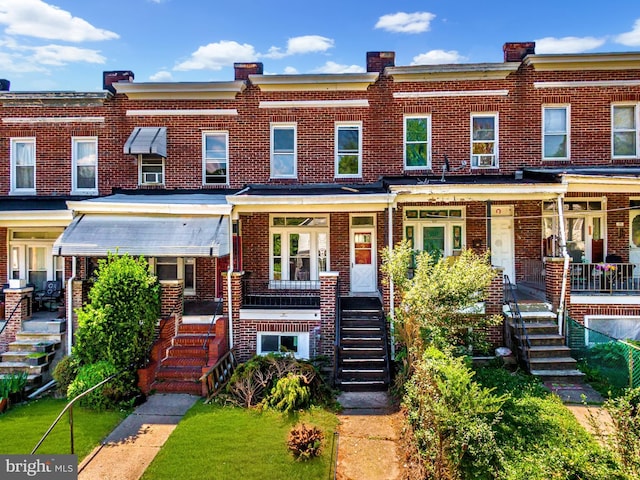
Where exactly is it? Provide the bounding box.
[0,319,66,393]
[506,303,584,382]
[151,323,209,395]
[335,297,390,391]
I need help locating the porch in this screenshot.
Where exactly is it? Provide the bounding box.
[242,277,321,309]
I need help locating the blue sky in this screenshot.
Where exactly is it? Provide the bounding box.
[1,0,640,91]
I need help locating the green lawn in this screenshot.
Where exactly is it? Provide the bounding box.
[142,402,339,480]
[0,397,127,460]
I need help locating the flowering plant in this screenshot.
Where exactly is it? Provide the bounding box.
[595,263,617,272]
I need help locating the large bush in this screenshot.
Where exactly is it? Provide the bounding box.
[71,253,160,407]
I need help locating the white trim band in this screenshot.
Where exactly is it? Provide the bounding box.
[394,89,509,98]
[3,117,105,124]
[126,109,238,116]
[535,80,640,89]
[259,100,369,109]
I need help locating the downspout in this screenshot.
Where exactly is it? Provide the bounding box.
[556,194,570,336]
[388,194,395,358]
[66,256,77,356]
[227,214,234,350]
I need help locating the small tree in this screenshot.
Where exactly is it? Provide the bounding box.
[381,240,500,377]
[71,253,161,406]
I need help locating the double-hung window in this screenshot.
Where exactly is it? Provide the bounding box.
[543,106,570,160]
[203,131,228,185]
[150,257,196,296]
[271,124,296,178]
[11,138,36,194]
[270,216,329,287]
[612,104,638,158]
[471,114,498,168]
[404,116,430,169]
[139,156,164,185]
[72,137,98,194]
[335,123,361,178]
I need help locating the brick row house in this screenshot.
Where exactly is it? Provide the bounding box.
[2,42,640,392]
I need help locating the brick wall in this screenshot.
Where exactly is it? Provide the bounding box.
[0,287,33,353]
[545,257,570,311]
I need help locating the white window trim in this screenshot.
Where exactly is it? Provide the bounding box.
[584,315,640,344]
[138,155,165,185]
[404,114,431,170]
[542,104,571,160]
[270,123,297,179]
[335,122,362,178]
[202,130,229,185]
[71,136,98,195]
[403,208,466,258]
[10,137,36,195]
[8,228,65,284]
[257,332,310,359]
[611,103,639,159]
[470,113,498,168]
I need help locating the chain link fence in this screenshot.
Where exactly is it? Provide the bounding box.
[566,317,640,390]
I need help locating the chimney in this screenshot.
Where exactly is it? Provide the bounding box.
[103,70,134,93]
[503,42,535,62]
[0,79,10,91]
[234,62,263,81]
[366,51,395,72]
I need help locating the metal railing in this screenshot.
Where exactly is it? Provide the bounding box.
[520,258,545,288]
[566,317,640,390]
[333,279,342,388]
[202,300,223,352]
[242,277,320,308]
[503,275,531,371]
[0,295,30,338]
[200,349,237,401]
[31,371,122,455]
[570,262,640,294]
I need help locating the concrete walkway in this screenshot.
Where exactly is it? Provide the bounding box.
[78,393,198,480]
[336,391,404,480]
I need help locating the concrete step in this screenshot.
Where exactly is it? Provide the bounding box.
[21,319,66,333]
[1,350,56,366]
[515,334,565,346]
[8,339,60,353]
[15,332,65,343]
[0,361,49,375]
[529,356,578,370]
[336,379,388,392]
[530,369,585,382]
[527,345,572,358]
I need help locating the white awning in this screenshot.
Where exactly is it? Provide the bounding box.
[124,127,167,157]
[53,214,228,257]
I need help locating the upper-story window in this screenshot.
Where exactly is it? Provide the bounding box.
[543,106,570,160]
[72,137,98,194]
[271,124,297,179]
[139,156,164,185]
[471,114,498,168]
[404,115,431,170]
[10,138,36,194]
[203,131,228,185]
[335,123,362,178]
[612,104,638,158]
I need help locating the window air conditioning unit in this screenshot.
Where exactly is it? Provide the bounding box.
[143,172,162,184]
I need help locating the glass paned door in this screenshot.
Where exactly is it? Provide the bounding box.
[28,246,47,289]
[423,226,445,260]
[350,217,376,293]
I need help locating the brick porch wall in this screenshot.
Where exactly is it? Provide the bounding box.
[0,287,33,353]
[545,257,570,311]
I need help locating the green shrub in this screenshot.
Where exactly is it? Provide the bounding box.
[67,361,131,411]
[53,355,79,394]
[265,373,311,413]
[287,423,324,460]
[0,372,28,401]
[605,387,640,476]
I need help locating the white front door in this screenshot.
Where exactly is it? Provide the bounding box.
[630,210,640,278]
[491,207,515,283]
[350,215,377,293]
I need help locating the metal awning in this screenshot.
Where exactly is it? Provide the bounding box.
[124,127,167,157]
[53,214,228,257]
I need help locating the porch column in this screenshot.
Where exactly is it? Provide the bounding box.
[0,286,33,353]
[544,257,570,312]
[484,268,504,348]
[160,280,184,333]
[223,271,244,351]
[71,279,85,337]
[319,272,339,359]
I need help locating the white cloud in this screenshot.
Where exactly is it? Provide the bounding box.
[28,44,106,65]
[0,50,48,73]
[535,36,606,54]
[616,19,640,46]
[283,66,298,74]
[411,49,466,65]
[375,12,435,34]
[149,70,173,82]
[312,61,365,74]
[0,0,119,42]
[174,40,257,71]
[263,35,334,59]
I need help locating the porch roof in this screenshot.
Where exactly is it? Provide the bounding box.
[525,166,640,193]
[52,213,229,257]
[0,196,78,224]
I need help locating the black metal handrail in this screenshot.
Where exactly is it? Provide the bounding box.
[503,275,531,371]
[333,279,341,387]
[202,300,223,352]
[31,370,124,455]
[200,349,237,401]
[0,295,30,338]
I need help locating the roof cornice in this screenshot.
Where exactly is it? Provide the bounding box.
[113,81,246,100]
[524,52,640,71]
[248,73,379,92]
[386,63,519,82]
[66,199,232,216]
[0,91,109,107]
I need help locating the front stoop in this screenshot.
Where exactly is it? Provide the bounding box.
[151,323,209,395]
[506,303,584,383]
[335,297,390,392]
[0,319,66,393]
